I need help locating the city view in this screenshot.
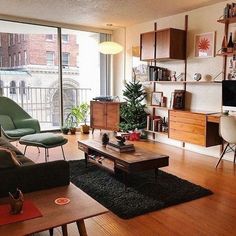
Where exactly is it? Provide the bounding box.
[0,21,102,130]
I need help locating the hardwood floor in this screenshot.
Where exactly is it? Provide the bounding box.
[16,131,236,236]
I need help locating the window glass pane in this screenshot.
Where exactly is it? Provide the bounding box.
[0,20,59,131]
[61,29,102,125]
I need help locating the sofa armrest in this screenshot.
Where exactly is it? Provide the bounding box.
[0,160,70,198]
[14,118,41,133]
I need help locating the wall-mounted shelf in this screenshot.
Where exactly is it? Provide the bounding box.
[148,106,169,110]
[216,52,235,57]
[217,17,236,24]
[146,129,168,136]
[149,81,221,84]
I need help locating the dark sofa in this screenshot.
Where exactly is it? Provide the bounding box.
[0,137,70,198]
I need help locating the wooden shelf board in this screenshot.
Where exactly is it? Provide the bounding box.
[149,106,169,110]
[149,81,221,84]
[216,52,236,57]
[217,17,236,24]
[146,130,168,136]
[88,157,115,173]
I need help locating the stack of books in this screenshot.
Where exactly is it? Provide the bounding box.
[106,142,135,153]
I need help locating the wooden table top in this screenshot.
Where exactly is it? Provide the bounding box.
[0,184,108,235]
[78,139,169,164]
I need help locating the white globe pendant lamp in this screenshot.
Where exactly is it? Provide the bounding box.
[98,41,123,55]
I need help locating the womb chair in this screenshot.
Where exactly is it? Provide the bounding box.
[216,116,236,167]
[0,96,40,141]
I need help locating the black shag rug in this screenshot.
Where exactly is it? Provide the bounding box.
[69,160,213,219]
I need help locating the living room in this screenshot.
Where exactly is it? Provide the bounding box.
[0,0,236,235]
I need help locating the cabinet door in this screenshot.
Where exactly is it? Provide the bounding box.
[106,103,120,131]
[155,28,186,60]
[140,31,155,60]
[90,102,106,129]
[155,29,170,59]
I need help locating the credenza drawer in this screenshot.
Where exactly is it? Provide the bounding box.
[169,110,206,126]
[169,129,205,146]
[169,122,205,135]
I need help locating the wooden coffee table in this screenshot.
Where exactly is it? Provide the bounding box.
[0,184,108,236]
[78,139,169,187]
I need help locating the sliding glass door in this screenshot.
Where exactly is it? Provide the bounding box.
[0,20,110,130]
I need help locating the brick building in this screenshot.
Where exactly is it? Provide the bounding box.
[0,33,78,68]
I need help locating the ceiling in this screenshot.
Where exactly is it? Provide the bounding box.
[0,0,226,29]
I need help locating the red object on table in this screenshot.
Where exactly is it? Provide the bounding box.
[0,200,42,226]
[128,132,140,141]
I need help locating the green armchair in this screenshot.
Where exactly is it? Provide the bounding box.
[0,96,40,140]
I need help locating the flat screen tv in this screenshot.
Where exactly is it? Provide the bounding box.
[222,80,236,112]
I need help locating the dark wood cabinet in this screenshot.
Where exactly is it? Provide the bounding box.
[140,31,155,60]
[90,101,122,133]
[156,28,186,60]
[140,28,186,61]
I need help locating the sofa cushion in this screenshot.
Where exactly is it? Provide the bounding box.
[0,115,15,130]
[0,147,21,169]
[0,137,23,155]
[16,155,34,166]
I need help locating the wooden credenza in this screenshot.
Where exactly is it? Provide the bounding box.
[168,110,222,147]
[90,101,122,133]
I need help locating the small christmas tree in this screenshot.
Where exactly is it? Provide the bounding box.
[120,80,147,132]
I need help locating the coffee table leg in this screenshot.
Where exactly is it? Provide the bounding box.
[85,153,88,167]
[155,168,158,182]
[76,220,88,236]
[61,224,68,236]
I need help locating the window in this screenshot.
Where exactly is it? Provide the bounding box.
[46,34,54,41]
[8,55,11,67]
[62,34,69,43]
[12,34,15,45]
[8,35,11,46]
[17,34,21,43]
[23,34,27,41]
[18,52,21,65]
[62,52,69,67]
[0,80,3,88]
[10,81,16,94]
[46,51,55,65]
[24,50,27,65]
[13,54,17,66]
[19,80,26,94]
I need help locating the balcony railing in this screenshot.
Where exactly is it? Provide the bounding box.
[0,86,92,130]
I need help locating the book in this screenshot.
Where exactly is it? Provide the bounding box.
[106,145,135,153]
[107,142,134,149]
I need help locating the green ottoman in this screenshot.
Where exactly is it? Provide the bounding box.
[19,133,68,162]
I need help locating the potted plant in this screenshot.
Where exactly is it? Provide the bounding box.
[120,80,147,132]
[64,112,78,135]
[71,103,90,134]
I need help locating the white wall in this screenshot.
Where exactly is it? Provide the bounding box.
[113,0,235,160]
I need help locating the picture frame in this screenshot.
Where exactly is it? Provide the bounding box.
[173,90,185,109]
[169,92,174,108]
[194,32,215,58]
[151,92,163,106]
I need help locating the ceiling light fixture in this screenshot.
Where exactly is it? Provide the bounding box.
[98,24,124,55]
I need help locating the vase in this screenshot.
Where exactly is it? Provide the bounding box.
[9,188,24,214]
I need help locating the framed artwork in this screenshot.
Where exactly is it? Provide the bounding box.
[132,46,148,82]
[173,90,185,109]
[194,32,215,58]
[151,92,163,106]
